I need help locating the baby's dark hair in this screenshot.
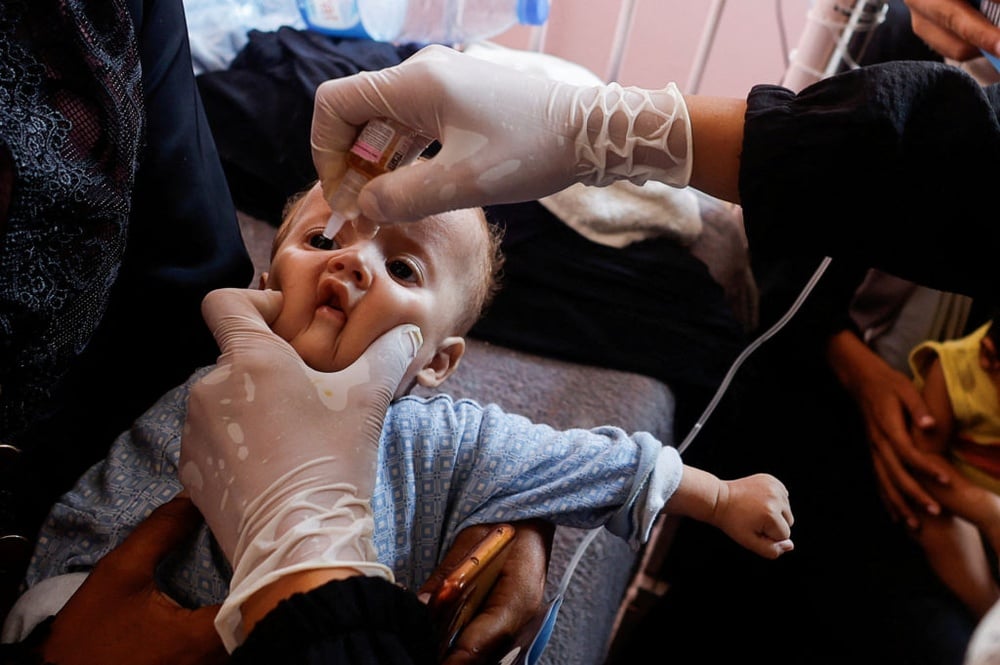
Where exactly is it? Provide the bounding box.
[271,189,310,259]
[456,208,505,335]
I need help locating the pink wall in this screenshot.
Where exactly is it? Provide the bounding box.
[492,1,809,97]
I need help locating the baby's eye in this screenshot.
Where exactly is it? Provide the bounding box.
[387,257,420,284]
[308,231,340,250]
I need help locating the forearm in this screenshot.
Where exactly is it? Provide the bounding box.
[825,328,877,394]
[925,470,1000,544]
[685,94,746,205]
[664,465,724,524]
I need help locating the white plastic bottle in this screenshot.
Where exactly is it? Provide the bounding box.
[248,0,308,30]
[297,0,371,38]
[357,0,550,46]
[184,0,307,73]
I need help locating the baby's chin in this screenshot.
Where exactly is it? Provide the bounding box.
[292,341,421,396]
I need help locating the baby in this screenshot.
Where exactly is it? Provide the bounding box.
[6,182,793,647]
[907,314,1000,619]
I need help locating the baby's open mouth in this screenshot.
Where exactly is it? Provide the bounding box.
[319,280,349,316]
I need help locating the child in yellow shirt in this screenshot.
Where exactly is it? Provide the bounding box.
[908,315,1000,618]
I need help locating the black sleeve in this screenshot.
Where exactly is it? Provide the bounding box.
[231,577,439,665]
[739,60,1000,305]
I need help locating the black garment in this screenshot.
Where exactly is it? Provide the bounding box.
[231,577,438,665]
[472,201,747,439]
[611,331,978,665]
[613,56,1000,664]
[0,577,437,665]
[0,0,141,442]
[610,246,982,663]
[740,60,1000,305]
[0,0,252,620]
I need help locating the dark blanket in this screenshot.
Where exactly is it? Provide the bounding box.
[197,28,418,224]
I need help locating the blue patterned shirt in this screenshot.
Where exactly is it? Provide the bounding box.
[26,366,679,605]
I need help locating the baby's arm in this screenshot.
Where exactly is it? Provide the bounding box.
[666,465,794,559]
[913,356,1000,552]
[912,355,954,456]
[913,451,1000,557]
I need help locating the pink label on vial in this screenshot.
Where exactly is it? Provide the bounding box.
[351,142,381,162]
[351,121,396,163]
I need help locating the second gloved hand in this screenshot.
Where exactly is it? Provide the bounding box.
[179,288,422,652]
[311,44,691,223]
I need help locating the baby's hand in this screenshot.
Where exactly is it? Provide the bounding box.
[715,473,794,559]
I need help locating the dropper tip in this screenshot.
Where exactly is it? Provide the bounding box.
[310,234,334,250]
[315,212,348,249]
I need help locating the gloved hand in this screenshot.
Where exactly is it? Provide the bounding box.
[179,287,423,652]
[311,44,691,223]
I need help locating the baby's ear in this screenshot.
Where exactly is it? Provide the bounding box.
[982,336,1000,371]
[414,337,466,388]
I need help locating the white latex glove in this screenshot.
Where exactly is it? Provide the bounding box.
[179,288,423,652]
[311,44,691,223]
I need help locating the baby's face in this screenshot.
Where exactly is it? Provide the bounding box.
[265,183,481,387]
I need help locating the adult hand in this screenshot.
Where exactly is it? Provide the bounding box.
[179,287,422,650]
[825,330,952,529]
[311,44,691,223]
[905,0,1000,61]
[420,520,553,665]
[39,497,226,665]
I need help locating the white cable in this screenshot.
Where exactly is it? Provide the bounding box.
[677,255,832,455]
[554,256,833,656]
[555,528,601,598]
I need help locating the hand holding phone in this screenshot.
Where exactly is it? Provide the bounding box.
[427,523,516,659]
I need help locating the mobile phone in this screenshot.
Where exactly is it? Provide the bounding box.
[428,523,516,658]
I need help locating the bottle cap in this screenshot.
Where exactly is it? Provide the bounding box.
[517,0,550,26]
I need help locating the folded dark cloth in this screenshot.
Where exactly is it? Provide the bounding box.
[197,28,419,225]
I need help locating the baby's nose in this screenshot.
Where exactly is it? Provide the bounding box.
[328,249,373,289]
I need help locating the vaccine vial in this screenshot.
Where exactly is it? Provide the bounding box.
[312,117,433,249]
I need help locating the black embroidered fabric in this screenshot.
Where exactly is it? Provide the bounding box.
[0,0,142,439]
